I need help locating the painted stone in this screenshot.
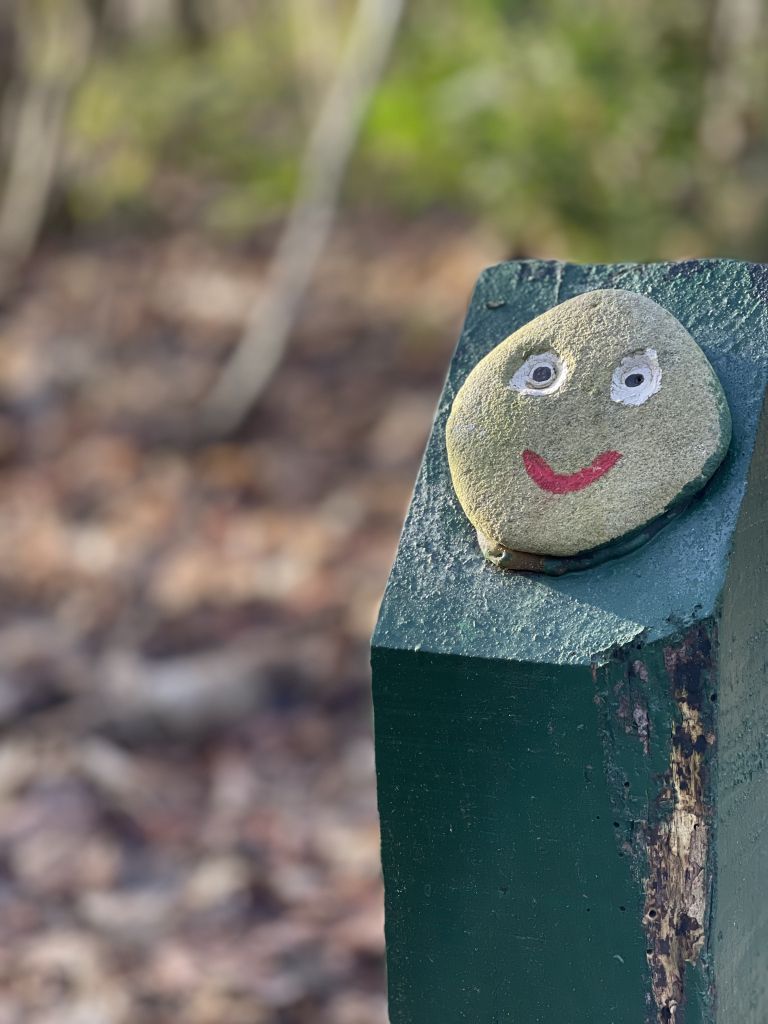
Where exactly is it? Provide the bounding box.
[446,289,731,569]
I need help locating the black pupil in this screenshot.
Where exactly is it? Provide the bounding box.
[625,372,645,388]
[532,365,553,383]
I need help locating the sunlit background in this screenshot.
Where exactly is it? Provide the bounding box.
[0,1,763,1022]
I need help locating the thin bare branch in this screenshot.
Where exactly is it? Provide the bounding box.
[698,0,763,164]
[198,0,406,438]
[284,0,344,121]
[0,0,97,293]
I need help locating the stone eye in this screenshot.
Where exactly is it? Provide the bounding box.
[509,352,566,395]
[611,349,662,406]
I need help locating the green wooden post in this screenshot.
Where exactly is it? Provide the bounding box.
[372,260,768,1023]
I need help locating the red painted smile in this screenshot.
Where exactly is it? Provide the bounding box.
[522,449,622,494]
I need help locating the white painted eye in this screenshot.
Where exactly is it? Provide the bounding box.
[611,348,662,407]
[509,351,567,396]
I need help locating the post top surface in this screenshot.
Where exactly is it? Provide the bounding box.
[373,259,768,666]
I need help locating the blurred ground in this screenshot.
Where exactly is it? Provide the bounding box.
[0,215,502,1024]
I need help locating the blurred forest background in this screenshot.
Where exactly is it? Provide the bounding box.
[0,1,764,1022]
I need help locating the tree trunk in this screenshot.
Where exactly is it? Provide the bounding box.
[198,0,406,438]
[0,0,97,292]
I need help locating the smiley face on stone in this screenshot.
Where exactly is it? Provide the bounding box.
[446,289,731,570]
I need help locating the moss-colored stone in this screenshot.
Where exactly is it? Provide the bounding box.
[446,289,731,560]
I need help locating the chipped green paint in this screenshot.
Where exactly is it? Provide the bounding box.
[597,628,717,1022]
[373,260,768,1023]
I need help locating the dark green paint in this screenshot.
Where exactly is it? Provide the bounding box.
[373,261,768,1022]
[374,648,652,1023]
[715,389,768,1021]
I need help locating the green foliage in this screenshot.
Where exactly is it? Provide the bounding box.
[360,0,715,259]
[65,0,768,260]
[69,18,302,231]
